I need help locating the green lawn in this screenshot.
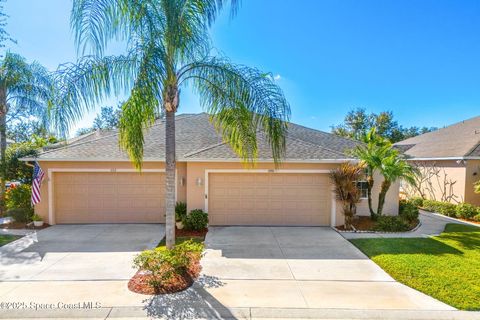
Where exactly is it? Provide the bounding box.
[0,234,20,247]
[350,223,480,310]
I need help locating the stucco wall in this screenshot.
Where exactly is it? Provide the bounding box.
[465,160,480,206]
[407,160,467,204]
[36,160,399,226]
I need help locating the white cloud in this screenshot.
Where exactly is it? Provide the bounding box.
[273,74,281,81]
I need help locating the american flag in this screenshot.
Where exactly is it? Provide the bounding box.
[31,162,45,206]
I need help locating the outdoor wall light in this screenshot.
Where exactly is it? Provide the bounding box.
[196,177,203,186]
[179,177,186,186]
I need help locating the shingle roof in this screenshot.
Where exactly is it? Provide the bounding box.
[32,113,359,162]
[394,116,480,159]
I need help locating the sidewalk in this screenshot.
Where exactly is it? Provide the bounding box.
[341,211,472,240]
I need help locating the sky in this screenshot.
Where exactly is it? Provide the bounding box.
[3,0,480,135]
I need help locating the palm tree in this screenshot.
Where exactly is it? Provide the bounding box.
[377,152,417,215]
[52,0,290,248]
[330,163,363,230]
[0,52,53,213]
[352,128,392,218]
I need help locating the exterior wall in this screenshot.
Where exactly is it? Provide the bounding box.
[186,161,399,227]
[406,160,467,204]
[465,160,480,206]
[36,160,400,226]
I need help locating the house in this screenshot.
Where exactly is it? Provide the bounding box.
[22,113,399,226]
[395,116,480,205]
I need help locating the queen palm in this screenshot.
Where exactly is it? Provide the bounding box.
[352,128,392,218]
[377,152,417,215]
[0,52,52,213]
[52,0,290,248]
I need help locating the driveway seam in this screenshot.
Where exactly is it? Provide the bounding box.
[270,227,310,308]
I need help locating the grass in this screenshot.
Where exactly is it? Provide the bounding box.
[0,234,20,247]
[350,223,480,310]
[157,236,204,249]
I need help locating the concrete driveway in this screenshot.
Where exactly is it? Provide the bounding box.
[201,226,454,311]
[0,224,164,281]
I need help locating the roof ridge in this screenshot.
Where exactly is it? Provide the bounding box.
[183,140,228,158]
[465,138,480,157]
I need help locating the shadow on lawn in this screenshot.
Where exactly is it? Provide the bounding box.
[438,233,480,251]
[143,275,236,319]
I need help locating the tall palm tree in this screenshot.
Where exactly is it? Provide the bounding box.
[352,128,392,218]
[0,52,52,213]
[52,0,290,248]
[377,152,417,215]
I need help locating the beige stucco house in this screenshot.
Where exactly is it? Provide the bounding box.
[23,113,399,227]
[395,116,480,205]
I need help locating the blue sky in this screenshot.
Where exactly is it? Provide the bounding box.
[3,0,480,134]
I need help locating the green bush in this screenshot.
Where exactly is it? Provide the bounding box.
[175,202,187,222]
[5,184,32,211]
[133,239,204,289]
[409,197,424,208]
[474,214,480,222]
[7,208,33,223]
[183,209,208,231]
[455,203,477,219]
[373,216,411,232]
[399,200,419,223]
[422,199,457,217]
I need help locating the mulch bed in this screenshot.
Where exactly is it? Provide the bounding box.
[0,222,50,230]
[336,216,377,231]
[175,227,208,238]
[128,253,202,295]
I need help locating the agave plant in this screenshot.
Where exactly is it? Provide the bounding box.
[330,163,364,230]
[51,0,290,248]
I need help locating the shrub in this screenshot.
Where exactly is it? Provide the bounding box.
[474,214,480,222]
[5,184,32,211]
[455,203,477,219]
[183,209,208,231]
[422,199,457,217]
[133,240,204,290]
[7,208,34,223]
[373,216,411,232]
[409,197,424,208]
[437,202,457,217]
[399,200,419,223]
[175,202,187,222]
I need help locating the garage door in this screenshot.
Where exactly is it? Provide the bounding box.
[55,172,165,224]
[208,173,331,226]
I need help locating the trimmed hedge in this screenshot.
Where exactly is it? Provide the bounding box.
[414,198,480,221]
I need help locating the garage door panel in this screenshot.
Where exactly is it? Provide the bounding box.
[55,172,165,224]
[209,173,330,226]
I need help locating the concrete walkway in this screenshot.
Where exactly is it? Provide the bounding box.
[341,211,472,240]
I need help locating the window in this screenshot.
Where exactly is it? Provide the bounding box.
[356,181,368,199]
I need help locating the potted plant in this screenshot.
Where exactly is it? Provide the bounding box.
[31,213,44,227]
[175,202,187,229]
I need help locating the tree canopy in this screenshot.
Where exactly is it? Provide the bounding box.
[332,108,436,143]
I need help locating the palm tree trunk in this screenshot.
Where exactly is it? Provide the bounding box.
[165,110,176,249]
[0,86,7,216]
[377,180,391,216]
[367,174,376,219]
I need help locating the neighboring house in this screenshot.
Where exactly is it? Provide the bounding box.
[395,116,480,205]
[22,113,399,226]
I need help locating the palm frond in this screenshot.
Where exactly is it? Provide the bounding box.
[179,56,290,163]
[51,53,138,137]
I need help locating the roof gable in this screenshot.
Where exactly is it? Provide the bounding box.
[395,116,480,159]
